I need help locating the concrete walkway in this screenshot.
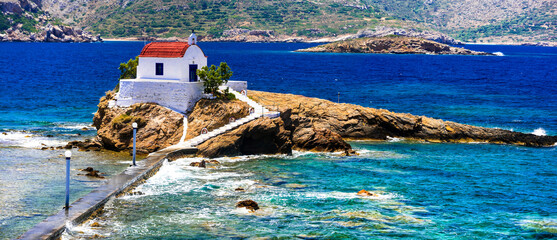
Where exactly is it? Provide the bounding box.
[20,88,278,239]
[18,147,196,240]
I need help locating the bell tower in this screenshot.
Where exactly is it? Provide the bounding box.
[188,30,197,45]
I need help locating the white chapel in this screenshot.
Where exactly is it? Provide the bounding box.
[115,33,247,113]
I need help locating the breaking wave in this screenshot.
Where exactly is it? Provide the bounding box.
[532,128,547,136]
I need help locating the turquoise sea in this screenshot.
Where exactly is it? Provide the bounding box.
[0,42,556,239]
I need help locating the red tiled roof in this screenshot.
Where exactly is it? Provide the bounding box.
[139,42,190,58]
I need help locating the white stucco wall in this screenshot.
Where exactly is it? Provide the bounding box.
[136,45,207,82]
[224,81,248,93]
[117,80,204,113]
[117,43,245,113]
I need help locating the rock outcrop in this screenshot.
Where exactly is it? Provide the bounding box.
[0,0,41,14]
[196,117,293,158]
[296,37,493,55]
[0,23,102,42]
[204,28,305,43]
[248,91,557,147]
[185,99,250,141]
[79,89,555,158]
[236,200,259,211]
[82,91,184,153]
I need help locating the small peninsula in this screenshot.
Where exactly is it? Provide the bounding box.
[70,89,557,158]
[65,38,552,158]
[296,37,494,55]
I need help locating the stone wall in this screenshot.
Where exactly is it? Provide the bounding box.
[116,80,247,114]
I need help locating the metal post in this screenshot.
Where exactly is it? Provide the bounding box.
[64,150,71,209]
[338,92,340,103]
[132,122,137,166]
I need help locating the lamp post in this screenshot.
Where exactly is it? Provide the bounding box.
[132,122,137,166]
[64,150,71,209]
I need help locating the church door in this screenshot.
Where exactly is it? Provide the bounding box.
[189,64,198,82]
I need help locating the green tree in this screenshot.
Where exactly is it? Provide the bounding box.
[197,62,233,96]
[118,56,139,80]
[115,56,138,92]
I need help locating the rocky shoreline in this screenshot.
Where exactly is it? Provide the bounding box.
[1,24,102,42]
[66,90,556,158]
[296,37,494,55]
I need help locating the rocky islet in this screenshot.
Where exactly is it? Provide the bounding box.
[296,36,493,55]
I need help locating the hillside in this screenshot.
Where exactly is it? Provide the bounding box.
[75,0,397,39]
[364,0,556,42]
[1,0,555,43]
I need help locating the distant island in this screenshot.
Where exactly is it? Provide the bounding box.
[295,36,494,55]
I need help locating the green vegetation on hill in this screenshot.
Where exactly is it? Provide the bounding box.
[453,4,557,42]
[0,14,10,31]
[362,0,556,42]
[2,0,555,43]
[0,12,39,33]
[83,0,389,38]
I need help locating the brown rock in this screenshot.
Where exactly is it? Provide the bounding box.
[196,117,292,158]
[65,139,103,151]
[357,189,375,196]
[85,170,104,178]
[292,127,351,152]
[235,187,245,191]
[236,200,259,211]
[208,160,220,165]
[185,99,249,141]
[92,91,184,153]
[296,37,493,56]
[91,222,100,227]
[248,90,557,147]
[190,160,206,168]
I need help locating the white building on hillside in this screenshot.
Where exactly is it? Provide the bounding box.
[115,33,247,113]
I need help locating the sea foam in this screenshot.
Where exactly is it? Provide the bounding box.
[0,131,66,148]
[532,128,547,136]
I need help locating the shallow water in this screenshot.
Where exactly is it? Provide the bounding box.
[0,42,555,239]
[70,142,557,239]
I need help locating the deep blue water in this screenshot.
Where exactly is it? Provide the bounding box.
[0,42,556,239]
[1,42,556,134]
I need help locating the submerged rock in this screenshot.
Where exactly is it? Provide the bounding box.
[190,160,206,168]
[79,167,104,178]
[65,139,102,151]
[236,200,259,211]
